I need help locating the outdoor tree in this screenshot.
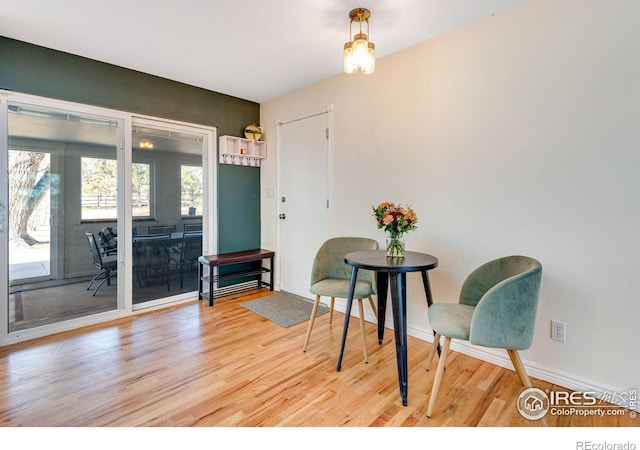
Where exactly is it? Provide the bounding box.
[8,151,50,246]
[81,158,117,207]
[81,158,151,218]
[131,163,149,209]
[181,165,202,213]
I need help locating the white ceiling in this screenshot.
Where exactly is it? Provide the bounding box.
[0,0,527,103]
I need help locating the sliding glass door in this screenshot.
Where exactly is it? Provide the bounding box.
[2,99,124,334]
[0,93,216,343]
[130,118,208,308]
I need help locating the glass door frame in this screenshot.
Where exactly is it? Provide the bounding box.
[129,115,217,311]
[0,91,217,345]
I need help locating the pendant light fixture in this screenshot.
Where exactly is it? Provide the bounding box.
[343,8,375,74]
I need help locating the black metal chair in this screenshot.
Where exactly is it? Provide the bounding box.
[133,234,172,290]
[148,225,176,235]
[178,231,203,289]
[183,223,202,232]
[184,222,202,232]
[85,231,117,296]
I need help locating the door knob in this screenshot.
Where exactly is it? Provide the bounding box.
[279,213,286,220]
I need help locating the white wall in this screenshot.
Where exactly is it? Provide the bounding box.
[260,0,640,396]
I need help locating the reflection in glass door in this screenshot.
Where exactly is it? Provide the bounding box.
[131,119,206,308]
[5,102,122,332]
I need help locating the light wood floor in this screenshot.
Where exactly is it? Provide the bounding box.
[0,289,635,427]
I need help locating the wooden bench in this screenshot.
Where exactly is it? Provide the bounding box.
[198,249,274,306]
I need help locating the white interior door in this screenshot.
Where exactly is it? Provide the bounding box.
[278,112,330,299]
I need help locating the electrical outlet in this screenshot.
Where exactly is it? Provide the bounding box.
[551,320,566,342]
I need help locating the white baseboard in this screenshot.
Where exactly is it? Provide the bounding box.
[406,320,639,413]
[336,302,639,413]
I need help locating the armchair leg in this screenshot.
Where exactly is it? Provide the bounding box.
[426,333,441,371]
[357,298,368,364]
[303,295,322,352]
[507,349,532,388]
[329,297,335,324]
[507,349,548,426]
[427,336,450,418]
[368,295,378,321]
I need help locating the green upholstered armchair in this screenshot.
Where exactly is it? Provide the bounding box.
[303,237,379,363]
[425,255,542,418]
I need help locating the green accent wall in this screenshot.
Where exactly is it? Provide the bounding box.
[0,36,261,252]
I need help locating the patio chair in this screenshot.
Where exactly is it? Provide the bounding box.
[184,223,202,232]
[85,231,117,296]
[148,225,177,235]
[132,234,172,290]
